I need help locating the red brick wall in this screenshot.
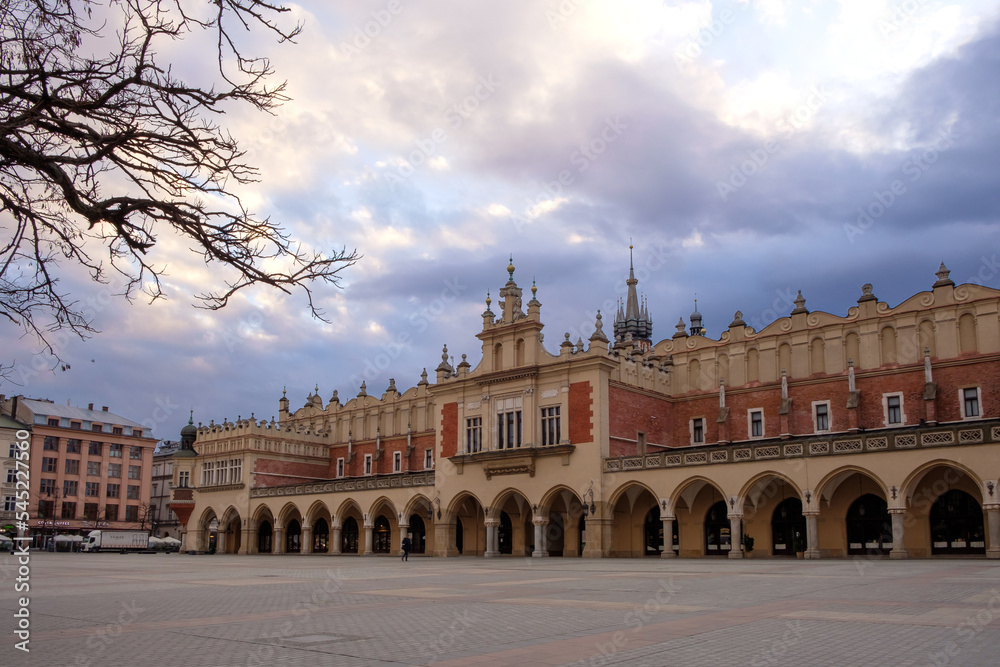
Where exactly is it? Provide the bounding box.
[441,402,458,457]
[253,458,330,487]
[608,385,671,453]
[569,381,593,444]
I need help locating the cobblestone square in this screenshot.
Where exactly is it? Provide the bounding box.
[3,553,1000,666]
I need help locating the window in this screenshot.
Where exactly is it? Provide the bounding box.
[105,504,119,521]
[201,461,213,486]
[38,499,54,518]
[465,417,482,453]
[962,387,981,418]
[112,427,123,435]
[424,448,433,469]
[87,461,101,476]
[127,485,140,500]
[89,441,102,455]
[336,458,344,478]
[130,446,142,460]
[4,469,13,483]
[63,480,78,497]
[70,421,81,430]
[3,496,15,512]
[91,424,103,432]
[749,410,763,438]
[66,438,81,453]
[7,442,16,458]
[106,483,120,499]
[497,410,522,449]
[229,459,242,484]
[884,394,904,425]
[691,418,705,444]
[541,406,561,446]
[108,463,121,478]
[132,430,142,438]
[43,436,58,451]
[47,418,59,427]
[128,465,141,480]
[364,454,372,476]
[151,483,158,497]
[61,501,76,519]
[393,451,402,473]
[83,503,98,520]
[39,478,56,495]
[65,459,80,475]
[42,457,57,472]
[85,482,100,497]
[125,505,139,522]
[178,471,190,488]
[814,402,830,432]
[109,443,123,457]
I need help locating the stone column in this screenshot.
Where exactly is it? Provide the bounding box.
[179,526,188,552]
[398,523,409,558]
[240,526,254,555]
[301,523,313,554]
[803,511,821,559]
[217,531,226,554]
[985,504,1000,559]
[889,509,909,559]
[484,518,499,557]
[273,526,285,554]
[331,520,342,555]
[363,521,374,556]
[660,517,676,558]
[532,518,549,557]
[728,514,744,559]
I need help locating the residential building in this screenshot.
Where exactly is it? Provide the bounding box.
[151,441,181,538]
[0,397,159,548]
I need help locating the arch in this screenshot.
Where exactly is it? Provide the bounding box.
[487,488,533,521]
[899,459,984,504]
[844,331,860,367]
[959,312,978,353]
[777,343,792,376]
[407,514,427,554]
[746,348,760,383]
[738,471,804,506]
[771,497,805,556]
[606,480,660,512]
[341,516,359,554]
[277,501,302,526]
[815,466,889,504]
[880,325,897,365]
[312,517,329,553]
[669,476,728,511]
[403,493,433,521]
[257,520,272,553]
[373,515,392,554]
[846,494,891,555]
[198,507,219,555]
[490,488,533,556]
[515,338,525,366]
[368,496,398,522]
[335,498,364,522]
[540,485,586,557]
[704,501,731,556]
[539,485,585,515]
[304,499,332,525]
[447,491,485,556]
[930,490,986,555]
[285,518,301,553]
[219,506,242,555]
[610,481,661,558]
[810,337,826,375]
[494,342,503,371]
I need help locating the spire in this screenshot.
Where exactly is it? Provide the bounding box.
[690,297,703,336]
[613,244,653,351]
[624,244,640,321]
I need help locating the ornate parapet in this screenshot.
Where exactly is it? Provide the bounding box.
[249,471,435,498]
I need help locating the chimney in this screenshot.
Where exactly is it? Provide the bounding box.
[88,403,94,411]
[102,406,109,412]
[11,396,19,420]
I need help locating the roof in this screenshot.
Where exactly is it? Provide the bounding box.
[19,399,148,431]
[0,414,28,430]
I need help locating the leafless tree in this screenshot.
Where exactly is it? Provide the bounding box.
[0,0,358,368]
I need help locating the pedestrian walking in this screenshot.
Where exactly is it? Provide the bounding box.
[401,535,411,562]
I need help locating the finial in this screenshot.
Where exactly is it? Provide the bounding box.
[188,409,194,425]
[531,279,537,298]
[282,386,286,397]
[791,290,808,315]
[933,262,954,288]
[486,290,491,307]
[507,255,515,280]
[315,383,319,393]
[441,344,449,362]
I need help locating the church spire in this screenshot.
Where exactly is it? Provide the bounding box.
[613,244,653,351]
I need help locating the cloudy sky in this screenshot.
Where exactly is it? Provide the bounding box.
[4,0,1000,441]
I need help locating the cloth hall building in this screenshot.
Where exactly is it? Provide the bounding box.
[169,259,1000,560]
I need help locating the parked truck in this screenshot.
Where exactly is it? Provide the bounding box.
[81,530,149,553]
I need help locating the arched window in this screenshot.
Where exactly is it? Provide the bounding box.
[846,494,891,555]
[313,518,329,553]
[704,501,731,556]
[930,490,985,555]
[373,516,391,553]
[880,326,897,365]
[493,343,503,371]
[342,517,359,554]
[408,514,426,554]
[810,338,825,375]
[515,338,525,366]
[746,348,760,383]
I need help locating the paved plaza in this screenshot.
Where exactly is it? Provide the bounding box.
[3,553,1000,666]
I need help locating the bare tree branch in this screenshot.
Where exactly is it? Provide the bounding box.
[1,0,358,365]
